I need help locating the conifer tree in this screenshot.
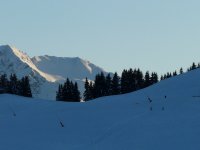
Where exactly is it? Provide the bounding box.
[136,69,144,89]
[173,71,177,76]
[128,68,136,92]
[198,63,200,68]
[89,81,94,99]
[105,74,112,96]
[111,72,120,95]
[93,72,106,98]
[69,81,74,100]
[0,74,8,92]
[191,62,197,70]
[84,78,90,101]
[121,69,129,94]
[179,68,183,74]
[65,79,71,100]
[19,76,32,97]
[150,72,158,84]
[166,72,172,78]
[8,74,19,94]
[56,78,81,102]
[144,71,151,87]
[164,74,167,79]
[160,75,164,80]
[56,84,63,101]
[72,82,81,102]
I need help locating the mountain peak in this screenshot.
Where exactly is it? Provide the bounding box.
[0,44,14,52]
[0,44,12,48]
[0,44,110,99]
[0,45,40,76]
[0,45,28,59]
[32,55,106,80]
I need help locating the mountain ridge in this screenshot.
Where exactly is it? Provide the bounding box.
[31,55,107,80]
[0,45,109,99]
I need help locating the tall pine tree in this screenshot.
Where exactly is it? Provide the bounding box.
[144,71,151,88]
[105,74,112,96]
[19,76,32,97]
[111,72,120,95]
[56,78,81,102]
[8,74,19,94]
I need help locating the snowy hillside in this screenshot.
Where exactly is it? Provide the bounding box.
[0,45,59,99]
[1,68,200,150]
[31,55,109,95]
[0,45,108,99]
[32,55,107,80]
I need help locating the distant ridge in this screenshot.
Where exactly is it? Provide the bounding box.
[0,45,110,99]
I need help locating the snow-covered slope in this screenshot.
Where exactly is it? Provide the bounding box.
[32,55,107,80]
[0,45,60,99]
[1,68,200,150]
[0,45,60,82]
[31,55,109,96]
[0,45,108,99]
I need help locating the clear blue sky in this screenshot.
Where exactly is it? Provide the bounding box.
[1,0,200,75]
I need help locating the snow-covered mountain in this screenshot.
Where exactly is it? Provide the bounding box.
[0,45,108,99]
[32,55,106,81]
[1,68,200,150]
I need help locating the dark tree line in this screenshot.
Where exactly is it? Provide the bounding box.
[85,62,200,101]
[0,73,32,97]
[160,62,200,80]
[187,62,200,72]
[84,69,158,101]
[56,62,200,102]
[56,78,81,102]
[84,72,121,101]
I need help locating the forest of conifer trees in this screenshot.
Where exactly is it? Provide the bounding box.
[0,73,32,97]
[56,62,200,102]
[83,69,158,101]
[1,62,198,101]
[56,78,81,102]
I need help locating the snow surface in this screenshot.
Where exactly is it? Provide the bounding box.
[0,45,108,100]
[1,68,200,150]
[31,55,106,80]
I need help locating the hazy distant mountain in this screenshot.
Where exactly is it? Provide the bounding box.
[0,45,109,99]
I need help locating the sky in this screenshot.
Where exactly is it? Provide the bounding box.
[0,0,200,75]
